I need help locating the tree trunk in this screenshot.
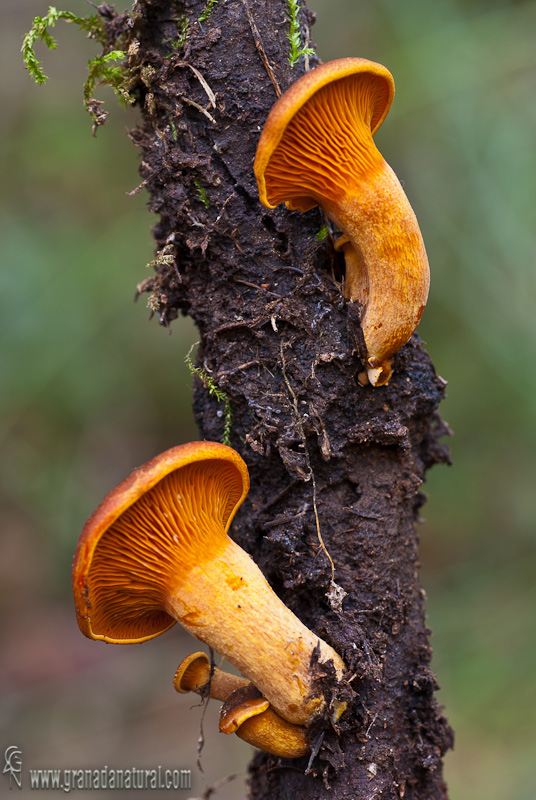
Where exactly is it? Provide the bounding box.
[110,0,454,796]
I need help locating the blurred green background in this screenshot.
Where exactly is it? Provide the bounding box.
[1,1,535,798]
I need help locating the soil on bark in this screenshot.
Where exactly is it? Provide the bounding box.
[99,0,455,796]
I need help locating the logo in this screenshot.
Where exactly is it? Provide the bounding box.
[3,746,22,789]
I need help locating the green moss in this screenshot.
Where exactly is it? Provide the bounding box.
[185,348,232,446]
[315,224,329,242]
[165,13,190,54]
[85,51,134,115]
[22,6,134,130]
[177,15,191,47]
[194,179,210,209]
[145,246,176,313]
[21,6,103,83]
[287,0,314,67]
[146,245,176,273]
[198,0,219,24]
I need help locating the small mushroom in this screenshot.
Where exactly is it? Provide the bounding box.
[254,57,430,386]
[218,684,270,733]
[220,685,310,759]
[173,650,248,700]
[175,652,310,758]
[72,441,345,726]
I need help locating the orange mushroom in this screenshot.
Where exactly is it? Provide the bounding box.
[218,685,270,732]
[174,650,249,699]
[175,651,310,758]
[220,684,310,759]
[72,441,346,726]
[254,57,430,386]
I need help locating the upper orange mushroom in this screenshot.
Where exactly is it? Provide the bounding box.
[254,57,430,387]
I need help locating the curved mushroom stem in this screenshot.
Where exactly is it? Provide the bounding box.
[326,160,429,387]
[233,708,310,759]
[166,537,345,726]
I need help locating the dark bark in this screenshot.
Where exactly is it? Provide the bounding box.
[106,0,454,796]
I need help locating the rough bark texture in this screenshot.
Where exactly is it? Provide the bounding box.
[105,0,454,797]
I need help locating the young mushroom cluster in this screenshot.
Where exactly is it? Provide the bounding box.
[72,441,346,757]
[254,57,430,386]
[174,651,310,758]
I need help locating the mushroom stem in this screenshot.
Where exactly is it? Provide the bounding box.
[233,708,310,758]
[166,536,345,726]
[327,160,429,386]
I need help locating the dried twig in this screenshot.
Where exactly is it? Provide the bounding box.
[180,96,216,123]
[176,61,216,107]
[279,340,346,612]
[241,0,281,97]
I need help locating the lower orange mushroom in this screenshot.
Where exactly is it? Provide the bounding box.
[72,441,346,727]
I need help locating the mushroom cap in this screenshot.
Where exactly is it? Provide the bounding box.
[173,651,211,694]
[219,685,270,734]
[254,57,395,212]
[220,686,310,758]
[72,441,249,644]
[173,651,248,701]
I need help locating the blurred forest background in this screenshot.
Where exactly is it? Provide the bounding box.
[1,1,535,798]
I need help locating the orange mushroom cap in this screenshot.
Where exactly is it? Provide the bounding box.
[219,684,270,734]
[254,57,394,212]
[173,651,248,701]
[220,686,310,759]
[72,441,249,644]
